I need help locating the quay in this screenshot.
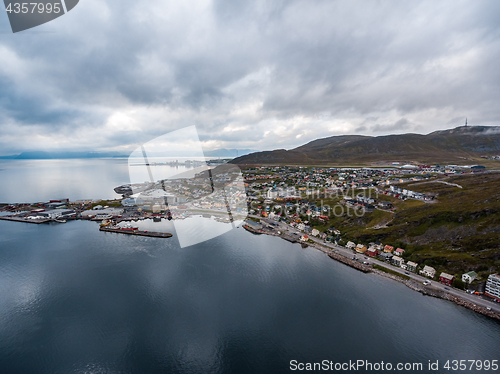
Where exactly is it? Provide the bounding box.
[99,226,173,238]
[0,216,51,224]
[243,224,263,235]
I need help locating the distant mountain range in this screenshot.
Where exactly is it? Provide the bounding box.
[0,148,258,160]
[0,151,128,160]
[231,126,500,166]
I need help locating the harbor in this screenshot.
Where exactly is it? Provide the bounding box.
[0,204,175,239]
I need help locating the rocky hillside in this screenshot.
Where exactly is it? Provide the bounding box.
[232,126,500,165]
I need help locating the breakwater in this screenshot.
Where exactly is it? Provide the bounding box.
[99,226,173,238]
[0,216,51,224]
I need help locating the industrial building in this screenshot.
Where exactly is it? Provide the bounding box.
[37,209,76,219]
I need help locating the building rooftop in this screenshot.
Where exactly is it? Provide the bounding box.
[440,272,454,280]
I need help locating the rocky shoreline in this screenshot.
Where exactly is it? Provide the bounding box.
[243,222,500,321]
[371,269,500,321]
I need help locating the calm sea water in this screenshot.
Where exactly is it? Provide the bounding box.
[0,159,499,373]
[0,158,203,203]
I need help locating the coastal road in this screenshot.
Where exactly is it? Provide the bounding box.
[256,217,500,314]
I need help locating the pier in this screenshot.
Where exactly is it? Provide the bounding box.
[99,226,173,238]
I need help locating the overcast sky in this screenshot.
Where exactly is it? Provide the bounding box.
[0,0,499,155]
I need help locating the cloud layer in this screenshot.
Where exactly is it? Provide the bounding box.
[0,0,499,155]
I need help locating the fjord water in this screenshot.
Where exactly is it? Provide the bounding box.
[0,158,200,203]
[1,220,500,373]
[0,159,499,373]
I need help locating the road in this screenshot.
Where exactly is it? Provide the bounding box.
[164,210,500,314]
[255,216,500,313]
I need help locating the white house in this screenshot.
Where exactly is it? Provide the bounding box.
[462,271,478,284]
[394,248,405,256]
[311,229,320,236]
[346,241,356,250]
[420,265,436,278]
[392,255,404,267]
[406,261,418,272]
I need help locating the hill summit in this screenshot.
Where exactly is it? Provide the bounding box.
[231,126,500,165]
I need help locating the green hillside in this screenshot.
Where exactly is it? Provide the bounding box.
[307,172,500,281]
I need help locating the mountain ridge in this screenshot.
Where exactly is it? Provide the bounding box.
[231,126,500,165]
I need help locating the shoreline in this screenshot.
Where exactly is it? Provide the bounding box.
[244,223,500,321]
[2,212,499,321]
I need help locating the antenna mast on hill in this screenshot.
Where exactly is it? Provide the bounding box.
[465,118,468,127]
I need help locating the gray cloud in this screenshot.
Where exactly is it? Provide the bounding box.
[0,0,499,155]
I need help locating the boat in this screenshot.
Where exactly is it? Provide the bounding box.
[99,219,112,227]
[54,219,67,223]
[121,223,139,231]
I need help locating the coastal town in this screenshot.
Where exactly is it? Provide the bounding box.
[1,161,500,319]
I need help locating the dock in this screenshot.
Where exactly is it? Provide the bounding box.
[243,224,263,235]
[99,226,173,238]
[0,216,51,224]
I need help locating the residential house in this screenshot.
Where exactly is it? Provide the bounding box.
[383,245,394,253]
[406,261,418,272]
[366,246,378,257]
[394,248,405,256]
[356,244,367,254]
[485,274,500,299]
[439,272,455,286]
[379,252,393,262]
[462,271,478,284]
[311,229,320,236]
[369,242,383,251]
[392,255,404,267]
[420,265,436,278]
[346,241,356,250]
[300,235,309,242]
